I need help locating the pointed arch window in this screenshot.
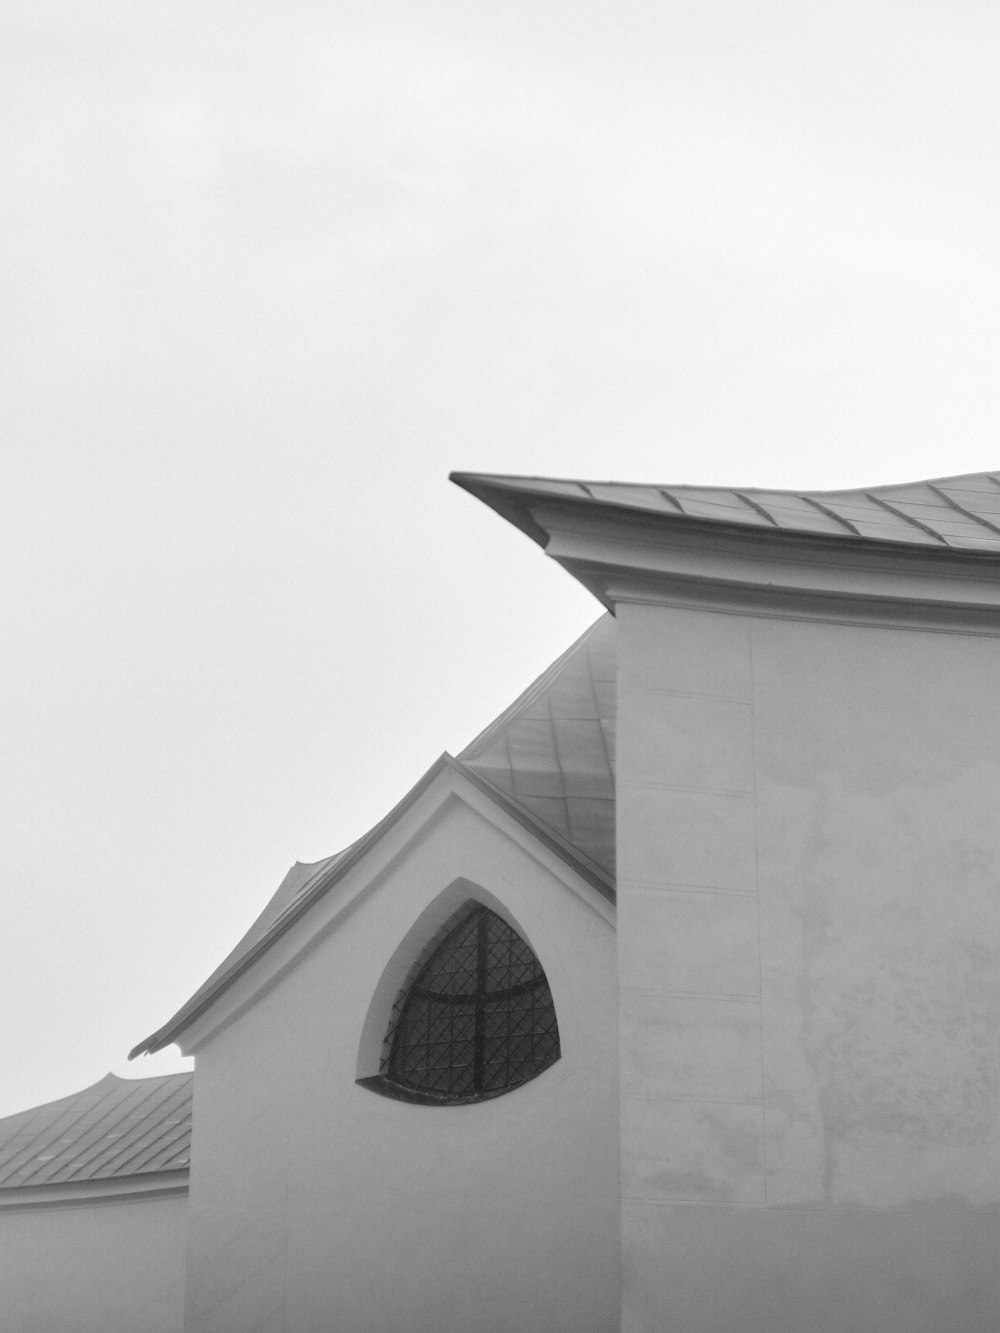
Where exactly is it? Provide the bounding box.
[361,901,560,1105]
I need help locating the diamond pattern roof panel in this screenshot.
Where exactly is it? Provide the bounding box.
[459,615,616,875]
[505,719,571,798]
[552,717,614,798]
[0,1073,192,1189]
[509,794,573,839]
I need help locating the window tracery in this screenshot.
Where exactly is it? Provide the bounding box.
[362,900,560,1105]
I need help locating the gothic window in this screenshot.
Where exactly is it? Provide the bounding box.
[362,900,560,1105]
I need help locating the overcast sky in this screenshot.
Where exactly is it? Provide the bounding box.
[3,1,1000,1117]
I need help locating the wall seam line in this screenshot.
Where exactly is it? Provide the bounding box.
[622,1093,764,1106]
[630,687,752,703]
[619,780,753,796]
[748,619,768,1207]
[620,987,760,1002]
[620,881,757,897]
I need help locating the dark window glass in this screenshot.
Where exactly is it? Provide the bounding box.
[368,901,560,1105]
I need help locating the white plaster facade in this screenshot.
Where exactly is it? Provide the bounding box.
[616,602,1000,1332]
[177,764,619,1333]
[466,468,1000,1333]
[0,1187,187,1333]
[10,467,1000,1331]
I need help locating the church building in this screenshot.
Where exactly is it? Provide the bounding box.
[4,468,1000,1332]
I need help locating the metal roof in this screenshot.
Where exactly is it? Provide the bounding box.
[0,1072,192,1189]
[131,617,618,1059]
[460,615,616,875]
[451,470,1000,552]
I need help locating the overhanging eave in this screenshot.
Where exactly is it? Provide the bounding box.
[452,474,1000,627]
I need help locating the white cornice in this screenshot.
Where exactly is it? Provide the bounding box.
[0,1171,188,1212]
[531,502,1000,632]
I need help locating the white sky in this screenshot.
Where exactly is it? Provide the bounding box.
[3,0,1000,1117]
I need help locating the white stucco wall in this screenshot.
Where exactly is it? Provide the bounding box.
[181,779,619,1333]
[0,1190,187,1333]
[616,599,1000,1332]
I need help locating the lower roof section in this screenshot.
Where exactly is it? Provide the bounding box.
[0,1072,192,1192]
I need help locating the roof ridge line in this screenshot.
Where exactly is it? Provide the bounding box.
[0,1073,124,1133]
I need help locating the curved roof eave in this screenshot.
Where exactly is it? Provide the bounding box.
[129,754,614,1061]
[450,469,1000,560]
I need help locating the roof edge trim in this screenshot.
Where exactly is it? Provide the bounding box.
[130,751,614,1061]
[451,471,1000,565]
[0,1174,189,1212]
[129,753,459,1059]
[450,472,554,549]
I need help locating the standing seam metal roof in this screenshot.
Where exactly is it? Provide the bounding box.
[450,471,1000,552]
[0,1072,192,1188]
[459,614,616,875]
